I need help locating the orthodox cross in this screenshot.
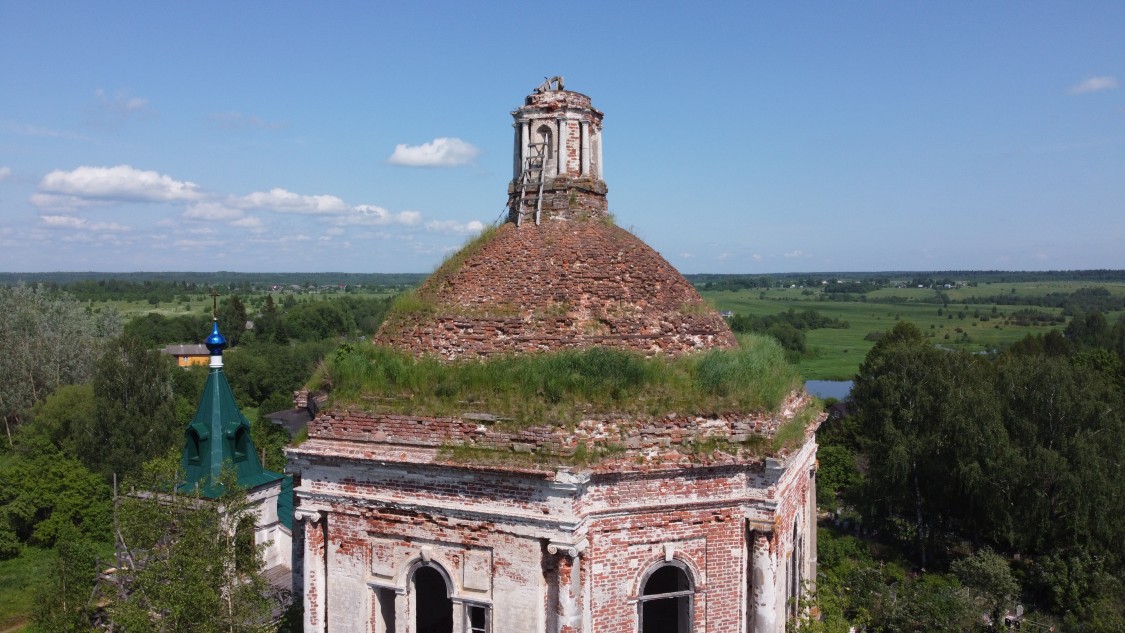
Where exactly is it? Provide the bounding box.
[210,288,220,320]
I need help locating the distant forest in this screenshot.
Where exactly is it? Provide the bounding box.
[0,271,428,288]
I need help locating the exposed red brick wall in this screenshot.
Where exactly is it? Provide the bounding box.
[376,220,737,359]
[304,392,819,470]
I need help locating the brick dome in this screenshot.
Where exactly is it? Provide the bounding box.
[375,218,737,359]
[377,79,736,359]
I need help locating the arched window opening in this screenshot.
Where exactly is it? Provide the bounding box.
[232,426,249,462]
[532,125,554,175]
[638,562,694,633]
[413,565,453,633]
[186,429,202,465]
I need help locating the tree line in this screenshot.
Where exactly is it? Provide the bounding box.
[808,312,1125,631]
[0,284,395,630]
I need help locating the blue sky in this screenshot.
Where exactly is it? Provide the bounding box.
[1,1,1122,274]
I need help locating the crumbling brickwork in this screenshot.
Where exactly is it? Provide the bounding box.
[376,220,737,360]
[289,81,818,633]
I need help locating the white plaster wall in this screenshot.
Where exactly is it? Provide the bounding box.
[327,537,372,633]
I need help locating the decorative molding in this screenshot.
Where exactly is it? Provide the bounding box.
[547,537,588,558]
[294,508,325,524]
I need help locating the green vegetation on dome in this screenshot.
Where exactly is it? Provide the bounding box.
[312,334,801,425]
[380,224,500,325]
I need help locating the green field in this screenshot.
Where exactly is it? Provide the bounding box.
[700,282,1123,380]
[90,289,399,321]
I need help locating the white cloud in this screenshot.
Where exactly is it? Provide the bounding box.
[334,205,421,226]
[40,215,130,232]
[41,215,87,229]
[388,137,480,167]
[752,254,763,261]
[0,166,11,181]
[1069,76,1119,95]
[784,250,806,258]
[184,202,244,221]
[232,188,348,214]
[229,216,265,231]
[324,227,345,236]
[29,193,105,212]
[425,219,485,234]
[36,165,203,206]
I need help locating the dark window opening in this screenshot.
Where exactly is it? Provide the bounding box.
[186,429,202,465]
[638,563,693,633]
[414,566,453,633]
[232,426,249,462]
[466,603,489,633]
[375,587,396,633]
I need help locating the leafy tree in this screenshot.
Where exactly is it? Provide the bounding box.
[107,459,279,632]
[952,547,1018,625]
[216,294,249,346]
[24,384,96,457]
[79,336,179,481]
[123,312,210,347]
[0,285,121,444]
[29,524,99,633]
[0,437,111,554]
[282,300,353,341]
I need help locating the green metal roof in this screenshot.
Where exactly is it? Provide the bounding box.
[178,365,286,502]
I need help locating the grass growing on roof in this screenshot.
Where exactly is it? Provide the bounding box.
[378,223,501,328]
[314,333,801,425]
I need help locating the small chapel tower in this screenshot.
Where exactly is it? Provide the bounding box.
[178,299,293,571]
[508,76,608,224]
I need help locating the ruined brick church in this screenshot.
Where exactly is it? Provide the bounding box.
[287,79,821,633]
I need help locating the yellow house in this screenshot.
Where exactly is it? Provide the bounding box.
[161,343,210,367]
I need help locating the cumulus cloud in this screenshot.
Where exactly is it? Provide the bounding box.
[36,165,203,207]
[229,216,265,231]
[208,111,288,131]
[1069,76,1118,94]
[334,205,421,227]
[0,166,10,181]
[231,188,349,214]
[425,219,485,234]
[388,137,480,167]
[40,215,87,229]
[184,202,244,221]
[40,215,130,232]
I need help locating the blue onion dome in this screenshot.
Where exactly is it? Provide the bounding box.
[205,320,227,355]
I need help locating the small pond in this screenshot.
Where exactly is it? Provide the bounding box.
[804,380,853,400]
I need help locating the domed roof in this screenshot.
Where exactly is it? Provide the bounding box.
[376,81,736,359]
[375,218,737,359]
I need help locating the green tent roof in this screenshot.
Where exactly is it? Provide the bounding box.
[178,364,286,504]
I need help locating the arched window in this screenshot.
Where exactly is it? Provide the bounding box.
[412,565,453,633]
[232,426,249,462]
[532,125,554,175]
[638,562,694,633]
[185,429,202,465]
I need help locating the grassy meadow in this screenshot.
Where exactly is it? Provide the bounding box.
[702,280,1125,380]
